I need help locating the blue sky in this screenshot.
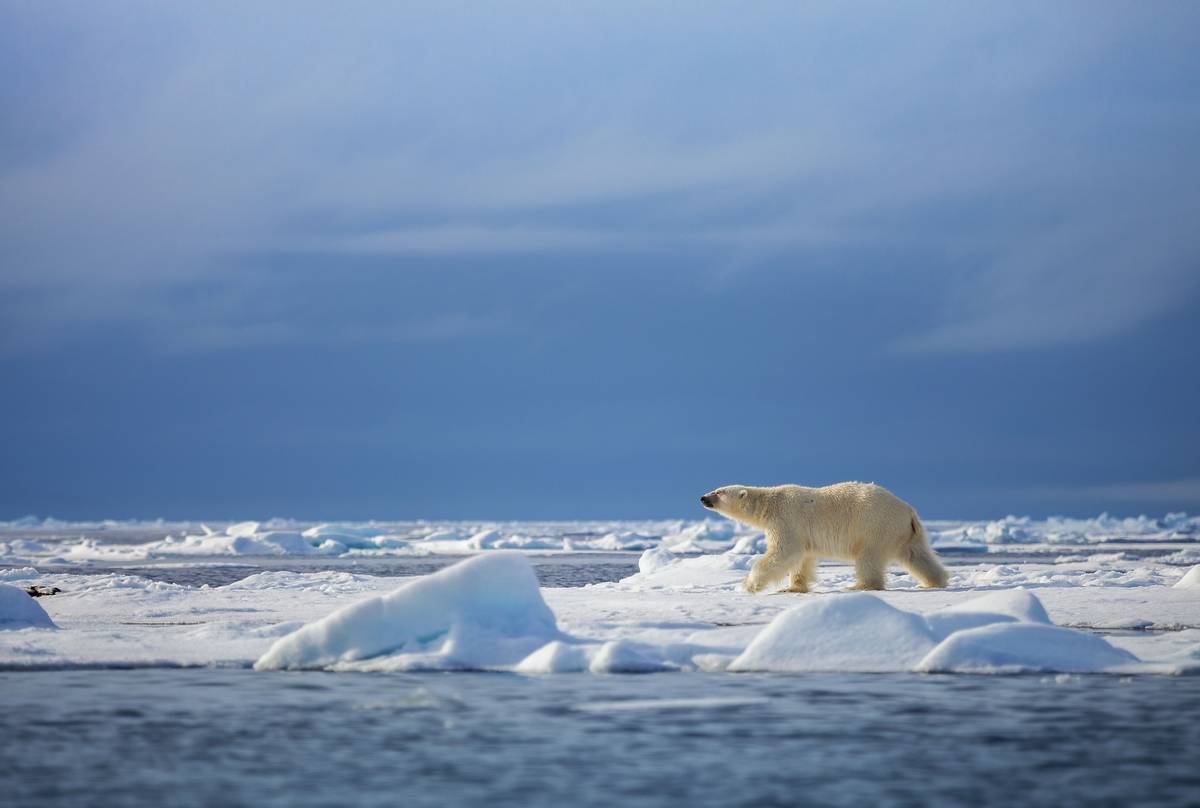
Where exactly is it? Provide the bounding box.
[2,2,1198,520]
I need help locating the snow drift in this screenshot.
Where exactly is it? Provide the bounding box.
[254,552,560,671]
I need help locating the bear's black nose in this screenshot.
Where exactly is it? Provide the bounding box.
[700,494,713,507]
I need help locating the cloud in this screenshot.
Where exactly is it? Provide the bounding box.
[1,2,1198,355]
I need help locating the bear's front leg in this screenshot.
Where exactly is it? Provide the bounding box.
[742,550,785,594]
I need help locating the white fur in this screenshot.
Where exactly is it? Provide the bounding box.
[700,481,948,594]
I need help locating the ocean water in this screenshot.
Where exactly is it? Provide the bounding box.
[3,668,1199,807]
[5,554,1199,806]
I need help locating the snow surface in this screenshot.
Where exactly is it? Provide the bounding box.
[1,513,1198,675]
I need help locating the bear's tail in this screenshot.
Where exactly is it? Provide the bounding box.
[903,513,949,588]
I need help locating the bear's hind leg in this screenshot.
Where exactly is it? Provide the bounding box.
[848,551,887,591]
[781,554,817,593]
[901,542,949,589]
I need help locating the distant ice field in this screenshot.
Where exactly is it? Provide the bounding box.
[3,511,1198,562]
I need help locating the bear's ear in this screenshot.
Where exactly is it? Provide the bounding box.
[738,489,748,499]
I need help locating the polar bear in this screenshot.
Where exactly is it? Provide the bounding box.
[699,481,948,593]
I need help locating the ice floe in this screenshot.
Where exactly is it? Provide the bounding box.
[0,584,57,630]
[254,552,560,671]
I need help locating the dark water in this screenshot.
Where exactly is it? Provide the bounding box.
[5,554,641,588]
[1,670,1198,808]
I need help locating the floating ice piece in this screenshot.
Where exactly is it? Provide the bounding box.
[1175,565,1200,589]
[728,593,937,673]
[0,584,57,630]
[917,623,1138,673]
[924,589,1050,639]
[254,552,559,671]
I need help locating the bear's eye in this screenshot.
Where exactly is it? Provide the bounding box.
[738,489,747,499]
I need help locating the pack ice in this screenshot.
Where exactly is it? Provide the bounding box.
[249,555,1152,675]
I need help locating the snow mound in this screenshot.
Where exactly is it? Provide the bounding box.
[726,590,1136,674]
[254,552,559,671]
[1174,565,1200,589]
[925,589,1050,638]
[917,623,1138,673]
[0,584,57,630]
[728,593,936,673]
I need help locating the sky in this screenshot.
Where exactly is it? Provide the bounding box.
[2,2,1199,520]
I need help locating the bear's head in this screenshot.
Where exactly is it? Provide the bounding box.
[699,485,755,523]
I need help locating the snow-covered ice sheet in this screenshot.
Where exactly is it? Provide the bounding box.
[1,538,1198,674]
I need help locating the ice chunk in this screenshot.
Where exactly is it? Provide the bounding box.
[925,589,1050,639]
[727,533,766,555]
[515,639,674,673]
[621,552,754,590]
[254,552,559,671]
[516,640,591,673]
[591,531,659,551]
[588,640,674,673]
[0,584,57,630]
[728,593,936,673]
[917,623,1138,673]
[1174,565,1200,589]
[637,546,677,576]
